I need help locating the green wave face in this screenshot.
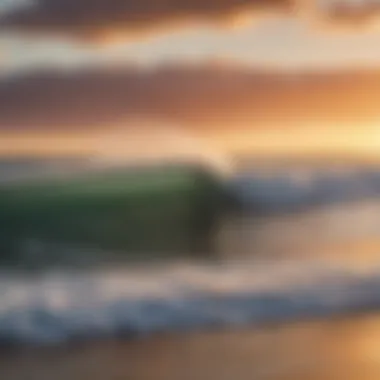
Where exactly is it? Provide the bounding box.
[0,164,227,267]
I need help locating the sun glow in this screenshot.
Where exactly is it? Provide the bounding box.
[203,124,380,160]
[1,123,380,166]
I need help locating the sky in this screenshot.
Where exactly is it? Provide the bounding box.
[3,0,380,73]
[2,0,380,158]
[5,19,380,73]
[4,16,380,74]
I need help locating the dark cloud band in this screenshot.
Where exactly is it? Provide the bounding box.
[1,0,380,40]
[0,0,292,40]
[0,65,378,131]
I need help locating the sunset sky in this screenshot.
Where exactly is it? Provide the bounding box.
[2,0,380,159]
[4,1,380,73]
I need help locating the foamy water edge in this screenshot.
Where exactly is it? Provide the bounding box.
[1,259,380,346]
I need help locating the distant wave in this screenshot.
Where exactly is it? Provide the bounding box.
[229,169,380,214]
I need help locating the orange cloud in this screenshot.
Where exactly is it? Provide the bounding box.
[1,64,380,133]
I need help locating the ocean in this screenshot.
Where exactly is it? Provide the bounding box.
[2,158,380,379]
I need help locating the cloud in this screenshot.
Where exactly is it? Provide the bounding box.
[2,0,380,40]
[0,0,292,41]
[0,64,379,132]
[305,0,380,31]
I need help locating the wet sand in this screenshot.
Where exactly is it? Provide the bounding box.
[2,313,380,380]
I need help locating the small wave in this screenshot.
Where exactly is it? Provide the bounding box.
[1,259,380,346]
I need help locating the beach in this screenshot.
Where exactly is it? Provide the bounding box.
[2,312,380,380]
